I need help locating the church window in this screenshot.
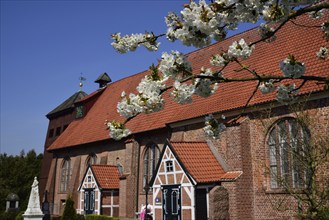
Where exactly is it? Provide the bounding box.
[60,157,72,192]
[55,127,61,136]
[48,129,54,138]
[143,143,160,188]
[268,118,310,189]
[86,153,97,166]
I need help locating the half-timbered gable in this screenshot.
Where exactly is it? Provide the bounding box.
[151,141,242,220]
[78,165,120,217]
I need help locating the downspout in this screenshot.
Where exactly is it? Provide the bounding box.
[135,138,141,214]
[99,189,102,215]
[52,154,58,215]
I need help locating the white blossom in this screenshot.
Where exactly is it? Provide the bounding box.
[262,4,290,22]
[316,46,329,60]
[111,32,160,54]
[136,75,166,113]
[227,38,254,59]
[171,81,195,104]
[106,120,131,140]
[203,114,226,139]
[117,74,167,118]
[158,51,192,79]
[194,68,219,97]
[309,9,325,19]
[258,23,276,42]
[280,55,305,78]
[117,93,143,118]
[210,53,229,67]
[259,80,276,94]
[137,75,167,96]
[276,84,298,104]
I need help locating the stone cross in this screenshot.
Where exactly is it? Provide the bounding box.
[23,177,44,220]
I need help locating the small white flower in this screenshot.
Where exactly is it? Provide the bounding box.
[194,68,219,98]
[258,23,276,42]
[280,55,305,78]
[276,84,298,105]
[171,81,195,104]
[259,80,276,94]
[203,114,226,139]
[210,53,229,67]
[309,9,325,19]
[111,32,160,54]
[106,120,131,140]
[158,51,192,79]
[316,46,328,60]
[228,38,254,59]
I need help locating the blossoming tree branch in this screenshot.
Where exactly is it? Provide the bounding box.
[106,0,329,140]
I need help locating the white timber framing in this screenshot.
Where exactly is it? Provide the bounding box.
[152,144,196,220]
[77,167,101,215]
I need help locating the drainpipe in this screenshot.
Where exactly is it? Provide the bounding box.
[135,138,141,214]
[52,154,58,215]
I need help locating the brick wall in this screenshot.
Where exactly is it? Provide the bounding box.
[45,96,329,219]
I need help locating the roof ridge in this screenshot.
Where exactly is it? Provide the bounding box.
[92,164,118,167]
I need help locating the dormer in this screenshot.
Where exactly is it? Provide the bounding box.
[95,72,111,89]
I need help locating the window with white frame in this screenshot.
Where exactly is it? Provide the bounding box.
[60,157,72,192]
[166,160,174,172]
[143,143,160,188]
[268,118,310,189]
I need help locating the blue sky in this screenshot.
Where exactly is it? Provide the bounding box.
[1,0,259,155]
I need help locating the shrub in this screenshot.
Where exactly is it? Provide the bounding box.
[0,210,19,220]
[76,214,85,220]
[60,195,77,220]
[85,214,119,220]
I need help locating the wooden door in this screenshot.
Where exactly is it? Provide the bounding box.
[84,189,95,214]
[162,185,181,220]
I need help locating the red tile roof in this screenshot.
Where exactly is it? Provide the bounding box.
[91,165,120,189]
[48,13,329,151]
[170,142,241,183]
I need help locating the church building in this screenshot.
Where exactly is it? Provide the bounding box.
[39,13,329,220]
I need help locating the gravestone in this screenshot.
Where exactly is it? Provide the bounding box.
[23,177,44,220]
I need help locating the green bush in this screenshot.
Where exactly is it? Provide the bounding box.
[85,214,119,220]
[60,195,77,220]
[0,210,19,220]
[76,214,85,220]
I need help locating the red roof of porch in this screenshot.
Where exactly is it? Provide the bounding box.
[170,142,242,183]
[91,165,120,189]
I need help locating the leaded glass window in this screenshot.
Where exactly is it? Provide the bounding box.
[60,158,72,192]
[268,118,309,189]
[143,143,160,188]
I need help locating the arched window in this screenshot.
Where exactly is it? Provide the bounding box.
[86,153,97,166]
[268,118,310,189]
[60,157,72,192]
[143,143,160,188]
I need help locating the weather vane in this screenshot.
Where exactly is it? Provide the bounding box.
[79,73,87,91]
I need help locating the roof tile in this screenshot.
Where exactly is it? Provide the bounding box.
[91,165,120,189]
[170,142,241,183]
